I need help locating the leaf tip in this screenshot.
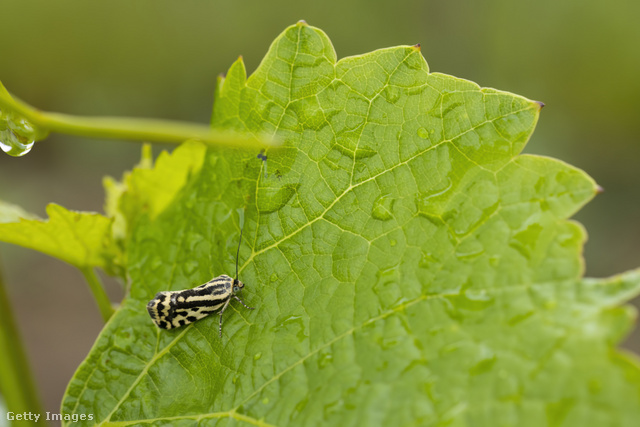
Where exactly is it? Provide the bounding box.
[596,184,605,194]
[412,43,421,51]
[297,20,308,26]
[534,100,545,110]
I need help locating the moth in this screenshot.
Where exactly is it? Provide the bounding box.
[146,228,254,337]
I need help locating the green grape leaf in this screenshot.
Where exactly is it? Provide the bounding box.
[0,203,113,270]
[61,22,640,426]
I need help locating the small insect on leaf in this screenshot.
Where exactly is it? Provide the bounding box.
[146,226,254,337]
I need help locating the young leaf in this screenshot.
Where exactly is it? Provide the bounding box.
[61,22,640,426]
[104,140,207,242]
[0,203,113,270]
[0,203,117,321]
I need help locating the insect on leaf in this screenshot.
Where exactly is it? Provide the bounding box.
[62,22,640,426]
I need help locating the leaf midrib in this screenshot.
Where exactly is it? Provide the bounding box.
[240,105,534,276]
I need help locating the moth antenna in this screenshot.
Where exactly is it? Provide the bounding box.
[235,224,243,281]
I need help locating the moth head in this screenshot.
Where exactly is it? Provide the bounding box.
[233,278,245,293]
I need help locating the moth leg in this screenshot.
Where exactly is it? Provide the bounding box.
[218,298,232,338]
[233,295,255,310]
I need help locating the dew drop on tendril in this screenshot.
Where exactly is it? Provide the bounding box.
[0,108,37,157]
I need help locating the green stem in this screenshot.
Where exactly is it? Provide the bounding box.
[0,82,279,149]
[80,267,114,323]
[0,256,46,425]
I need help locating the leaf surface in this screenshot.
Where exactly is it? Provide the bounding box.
[62,22,640,426]
[0,203,112,269]
[104,141,207,242]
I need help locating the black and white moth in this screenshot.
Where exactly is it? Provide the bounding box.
[146,228,253,337]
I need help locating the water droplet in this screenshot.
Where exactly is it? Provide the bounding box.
[270,273,278,282]
[416,178,453,217]
[0,109,37,157]
[353,162,367,176]
[104,348,144,376]
[182,259,199,276]
[383,86,401,103]
[289,96,326,130]
[417,127,429,139]
[354,146,377,159]
[317,352,333,369]
[372,275,403,309]
[0,129,35,157]
[389,239,397,247]
[323,399,344,418]
[112,326,137,350]
[185,232,205,252]
[440,342,461,355]
[256,183,299,213]
[419,252,435,268]
[507,311,534,326]
[150,257,163,270]
[455,239,485,260]
[371,195,395,221]
[380,337,399,350]
[232,375,239,384]
[254,352,262,361]
[441,99,464,119]
[510,223,543,260]
[545,398,576,426]
[376,265,398,278]
[469,356,496,376]
[332,139,356,159]
[528,284,556,310]
[8,116,36,139]
[289,397,310,421]
[273,315,307,342]
[449,289,494,311]
[262,397,270,404]
[294,397,308,414]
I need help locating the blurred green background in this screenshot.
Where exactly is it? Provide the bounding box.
[1,0,639,414]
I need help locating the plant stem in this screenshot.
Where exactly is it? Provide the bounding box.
[0,255,45,425]
[80,267,114,323]
[0,83,279,149]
